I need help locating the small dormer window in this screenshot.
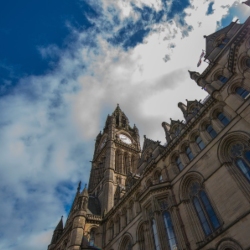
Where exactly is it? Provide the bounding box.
[218,37,229,48]
[218,75,228,84]
[174,126,181,136]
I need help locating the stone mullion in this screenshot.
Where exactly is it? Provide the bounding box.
[179,152,188,166]
[155,211,169,250]
[143,220,155,250]
[185,200,204,245]
[171,206,190,250]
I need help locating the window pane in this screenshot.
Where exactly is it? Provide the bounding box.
[244,150,250,163]
[236,87,249,98]
[163,212,177,250]
[218,75,228,83]
[200,191,220,229]
[186,147,194,160]
[196,136,205,150]
[236,158,250,181]
[152,219,161,250]
[217,113,230,126]
[176,157,184,171]
[193,197,212,235]
[206,125,217,138]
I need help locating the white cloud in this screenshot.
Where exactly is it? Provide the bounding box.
[0,1,249,249]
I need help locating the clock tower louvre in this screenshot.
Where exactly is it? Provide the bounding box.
[88,104,141,213]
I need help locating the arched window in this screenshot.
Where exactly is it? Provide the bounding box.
[206,124,217,139]
[120,236,132,250]
[230,143,250,182]
[195,136,205,150]
[236,87,250,99]
[217,75,228,84]
[89,228,95,246]
[163,211,178,250]
[189,182,220,236]
[176,156,184,171]
[185,146,194,161]
[151,219,160,250]
[138,224,145,250]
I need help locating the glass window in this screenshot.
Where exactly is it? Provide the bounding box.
[218,75,228,84]
[217,112,230,126]
[176,156,184,171]
[186,146,194,160]
[152,219,161,250]
[236,87,250,99]
[236,158,250,182]
[190,183,220,236]
[163,212,178,250]
[206,125,217,139]
[196,136,205,150]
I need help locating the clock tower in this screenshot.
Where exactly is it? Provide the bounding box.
[88,104,141,213]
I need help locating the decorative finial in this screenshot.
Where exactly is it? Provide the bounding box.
[203,35,207,38]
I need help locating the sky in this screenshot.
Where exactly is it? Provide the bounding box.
[0,0,249,249]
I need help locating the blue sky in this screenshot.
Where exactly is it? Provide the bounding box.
[0,0,249,249]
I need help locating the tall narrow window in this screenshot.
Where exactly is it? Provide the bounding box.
[186,146,194,160]
[89,228,95,246]
[236,87,250,99]
[195,136,205,150]
[230,144,250,182]
[218,75,228,84]
[234,149,250,182]
[206,124,217,139]
[163,212,178,250]
[176,156,184,171]
[152,219,161,250]
[190,182,220,236]
[217,112,230,126]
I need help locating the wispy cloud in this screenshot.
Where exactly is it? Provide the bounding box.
[0,0,249,249]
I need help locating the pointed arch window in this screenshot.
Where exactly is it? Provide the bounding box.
[190,182,220,236]
[176,156,184,171]
[185,146,194,161]
[206,124,217,139]
[217,112,230,126]
[230,143,250,182]
[195,136,205,150]
[163,211,178,250]
[236,87,250,99]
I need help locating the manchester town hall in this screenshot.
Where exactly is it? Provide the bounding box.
[48,12,250,250]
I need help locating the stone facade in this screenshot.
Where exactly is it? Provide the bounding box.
[48,16,250,250]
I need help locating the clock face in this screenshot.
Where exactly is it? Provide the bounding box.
[119,134,132,144]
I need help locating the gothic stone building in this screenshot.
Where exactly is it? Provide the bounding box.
[48,16,250,250]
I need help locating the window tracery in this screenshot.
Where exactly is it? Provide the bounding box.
[229,143,250,182]
[189,182,221,236]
